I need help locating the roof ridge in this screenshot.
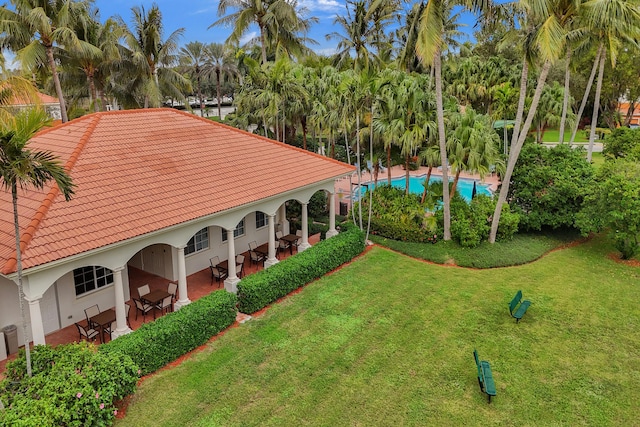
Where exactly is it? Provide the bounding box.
[2,114,101,275]
[168,108,357,169]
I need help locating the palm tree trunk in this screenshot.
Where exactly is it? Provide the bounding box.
[511,56,529,147]
[450,170,461,201]
[386,145,392,184]
[356,114,363,230]
[558,50,571,144]
[260,24,268,65]
[47,46,68,123]
[301,117,307,151]
[12,184,32,377]
[421,166,433,203]
[434,51,451,240]
[366,105,374,241]
[87,74,96,113]
[587,48,606,163]
[198,74,204,118]
[489,60,552,243]
[405,154,411,196]
[570,44,603,144]
[216,69,222,119]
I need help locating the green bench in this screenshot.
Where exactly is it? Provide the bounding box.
[473,349,497,403]
[508,290,531,323]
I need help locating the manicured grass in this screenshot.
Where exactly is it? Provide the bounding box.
[542,129,589,143]
[117,235,640,426]
[370,229,580,268]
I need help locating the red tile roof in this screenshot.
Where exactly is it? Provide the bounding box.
[0,109,354,274]
[8,91,59,105]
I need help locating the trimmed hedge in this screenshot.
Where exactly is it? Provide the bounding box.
[237,225,365,314]
[100,290,238,375]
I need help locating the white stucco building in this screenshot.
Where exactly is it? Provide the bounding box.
[0,108,353,351]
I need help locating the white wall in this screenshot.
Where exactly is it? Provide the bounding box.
[0,277,29,346]
[184,213,270,275]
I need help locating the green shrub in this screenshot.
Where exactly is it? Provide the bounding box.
[435,194,519,247]
[100,291,238,375]
[360,185,437,242]
[508,143,594,231]
[237,226,365,314]
[0,342,138,427]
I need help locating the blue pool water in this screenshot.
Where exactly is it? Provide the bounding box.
[356,175,492,202]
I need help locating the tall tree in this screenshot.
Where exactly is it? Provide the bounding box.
[0,0,100,122]
[489,0,572,242]
[417,0,474,240]
[180,41,209,117]
[206,43,238,119]
[581,0,640,162]
[117,4,189,108]
[0,108,74,376]
[213,0,310,65]
[60,12,124,113]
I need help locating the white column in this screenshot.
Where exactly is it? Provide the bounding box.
[174,246,191,309]
[224,229,241,293]
[326,190,338,238]
[111,267,132,338]
[26,296,45,346]
[299,201,311,252]
[265,214,279,268]
[278,204,290,235]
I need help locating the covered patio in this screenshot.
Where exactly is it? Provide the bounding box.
[0,233,320,376]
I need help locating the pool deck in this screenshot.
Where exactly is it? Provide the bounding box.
[334,165,500,212]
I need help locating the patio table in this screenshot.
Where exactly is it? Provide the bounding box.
[89,308,116,343]
[255,242,269,257]
[280,234,299,254]
[141,289,171,319]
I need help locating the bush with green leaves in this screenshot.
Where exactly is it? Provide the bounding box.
[100,290,238,375]
[508,143,594,231]
[435,194,519,247]
[359,184,437,242]
[602,127,640,160]
[237,225,365,314]
[576,159,640,259]
[0,341,138,427]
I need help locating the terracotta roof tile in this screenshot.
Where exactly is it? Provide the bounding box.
[0,109,354,274]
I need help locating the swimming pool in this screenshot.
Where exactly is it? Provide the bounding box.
[355,175,492,202]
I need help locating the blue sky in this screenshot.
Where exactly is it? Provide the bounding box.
[94,0,479,56]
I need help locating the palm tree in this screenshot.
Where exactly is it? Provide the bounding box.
[581,0,640,162]
[0,0,100,122]
[206,43,238,119]
[117,4,189,108]
[60,12,124,113]
[327,0,377,71]
[179,41,209,117]
[416,0,463,240]
[213,0,308,65]
[533,81,569,142]
[489,0,572,243]
[0,108,74,377]
[446,107,500,199]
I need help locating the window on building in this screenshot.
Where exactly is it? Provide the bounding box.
[186,227,209,255]
[256,212,269,229]
[222,219,245,241]
[73,266,113,297]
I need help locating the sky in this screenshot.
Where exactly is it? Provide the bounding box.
[93,0,480,56]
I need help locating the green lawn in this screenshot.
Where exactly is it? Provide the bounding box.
[117,235,640,426]
[542,129,589,143]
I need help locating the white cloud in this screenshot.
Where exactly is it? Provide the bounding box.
[239,31,258,46]
[313,46,339,56]
[299,0,343,12]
